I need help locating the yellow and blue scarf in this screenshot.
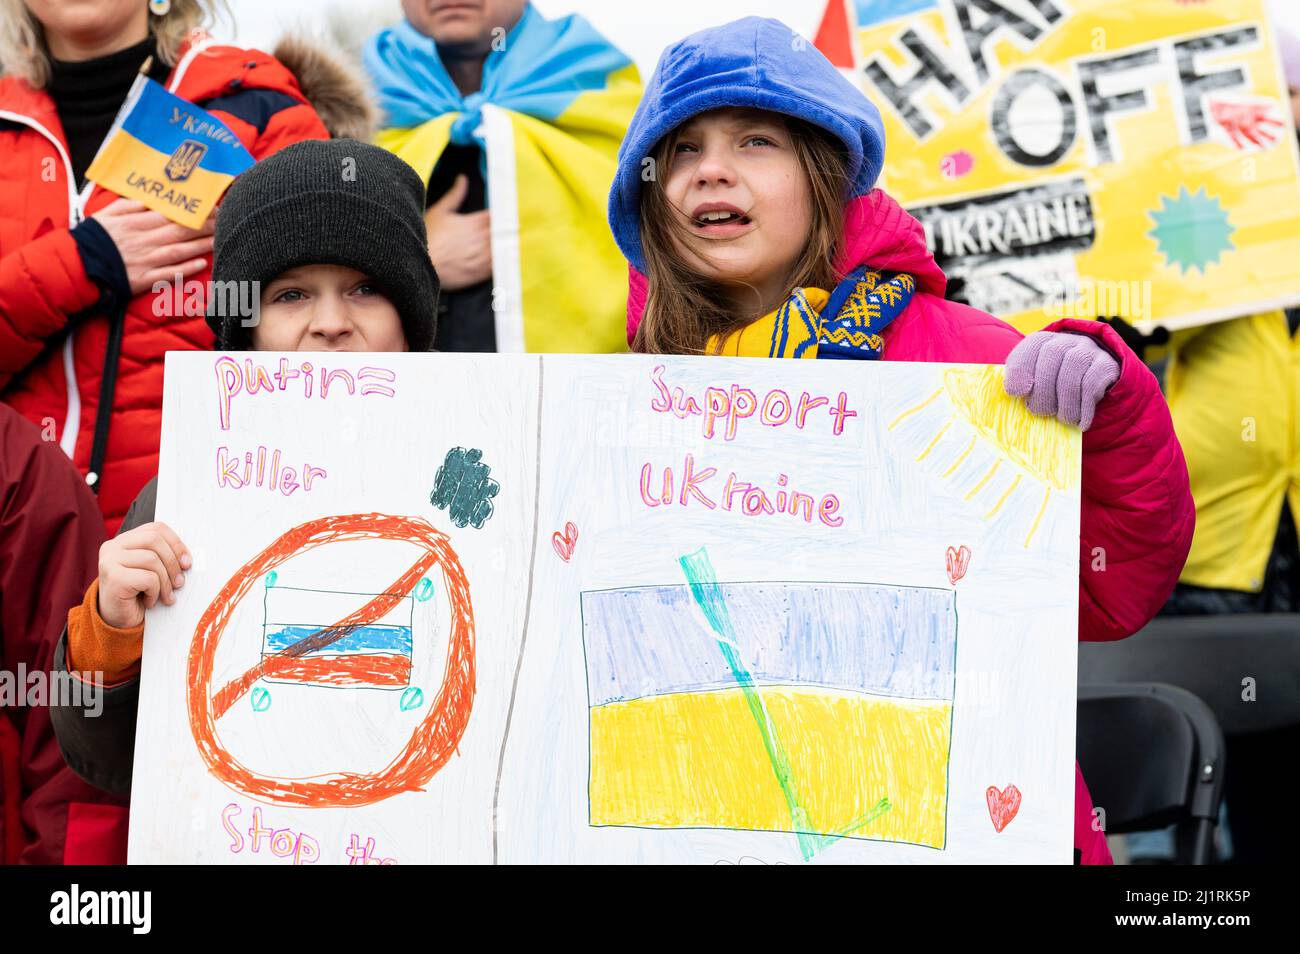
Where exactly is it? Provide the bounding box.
[709,267,916,359]
[365,5,641,353]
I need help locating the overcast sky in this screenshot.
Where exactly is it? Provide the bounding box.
[222,0,1300,80]
[223,1,823,76]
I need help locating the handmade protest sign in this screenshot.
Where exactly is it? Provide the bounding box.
[131,352,1081,864]
[815,0,1300,332]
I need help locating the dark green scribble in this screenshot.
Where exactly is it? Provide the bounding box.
[431,447,500,529]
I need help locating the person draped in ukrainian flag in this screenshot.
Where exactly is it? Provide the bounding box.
[364,1,641,353]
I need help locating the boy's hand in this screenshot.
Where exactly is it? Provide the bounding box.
[424,174,492,291]
[96,522,192,630]
[1003,331,1119,431]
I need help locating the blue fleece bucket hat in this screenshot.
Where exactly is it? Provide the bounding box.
[608,16,886,274]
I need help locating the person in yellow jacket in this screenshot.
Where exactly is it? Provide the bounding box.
[1148,304,1299,865]
[1156,24,1300,616]
[1103,21,1300,865]
[1157,309,1299,613]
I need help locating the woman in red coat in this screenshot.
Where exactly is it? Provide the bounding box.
[0,0,368,535]
[0,0,374,864]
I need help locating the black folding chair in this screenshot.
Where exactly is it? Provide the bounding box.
[1077,682,1225,864]
[1079,614,1300,735]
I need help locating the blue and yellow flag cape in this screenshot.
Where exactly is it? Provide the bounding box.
[365,5,641,353]
[86,75,254,230]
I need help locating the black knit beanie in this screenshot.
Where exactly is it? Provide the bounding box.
[207,138,439,351]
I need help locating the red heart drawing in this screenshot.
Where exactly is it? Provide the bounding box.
[552,522,579,563]
[986,784,1022,833]
[945,544,972,585]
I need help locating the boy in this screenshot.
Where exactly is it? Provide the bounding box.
[50,138,440,798]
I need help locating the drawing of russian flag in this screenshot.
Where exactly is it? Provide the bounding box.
[581,581,958,851]
[261,586,414,690]
[85,76,254,229]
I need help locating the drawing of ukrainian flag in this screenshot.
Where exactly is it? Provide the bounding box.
[367,7,640,353]
[581,582,958,852]
[86,76,254,229]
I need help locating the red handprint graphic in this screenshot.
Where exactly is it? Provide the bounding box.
[1209,99,1286,150]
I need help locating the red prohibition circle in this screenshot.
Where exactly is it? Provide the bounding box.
[186,513,475,808]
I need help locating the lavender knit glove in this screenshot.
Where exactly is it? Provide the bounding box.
[1003,331,1120,431]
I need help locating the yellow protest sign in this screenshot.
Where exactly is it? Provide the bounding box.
[815,0,1300,332]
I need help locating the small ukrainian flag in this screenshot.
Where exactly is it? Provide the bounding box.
[86,74,254,230]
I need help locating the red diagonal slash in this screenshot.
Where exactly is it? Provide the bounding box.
[188,513,476,808]
[211,550,438,719]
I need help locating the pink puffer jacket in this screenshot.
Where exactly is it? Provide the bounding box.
[628,189,1196,864]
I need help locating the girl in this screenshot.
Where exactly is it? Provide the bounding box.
[608,17,1196,864]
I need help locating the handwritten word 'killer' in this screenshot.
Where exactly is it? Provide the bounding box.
[649,365,857,441]
[217,444,326,497]
[214,356,396,431]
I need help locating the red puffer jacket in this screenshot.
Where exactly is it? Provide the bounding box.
[0,34,330,535]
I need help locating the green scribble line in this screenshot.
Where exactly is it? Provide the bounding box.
[802,797,892,854]
[678,547,891,861]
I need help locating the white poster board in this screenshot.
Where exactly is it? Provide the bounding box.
[129,352,1081,864]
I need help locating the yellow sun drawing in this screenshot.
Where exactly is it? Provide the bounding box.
[888,367,1081,548]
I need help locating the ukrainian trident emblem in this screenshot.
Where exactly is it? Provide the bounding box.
[164,139,207,182]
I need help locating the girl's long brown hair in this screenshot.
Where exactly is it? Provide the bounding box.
[633,113,852,355]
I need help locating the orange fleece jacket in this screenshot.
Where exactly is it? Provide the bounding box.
[65,579,144,686]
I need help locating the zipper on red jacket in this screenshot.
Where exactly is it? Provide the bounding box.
[0,35,215,484]
[0,108,90,465]
[0,110,82,224]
